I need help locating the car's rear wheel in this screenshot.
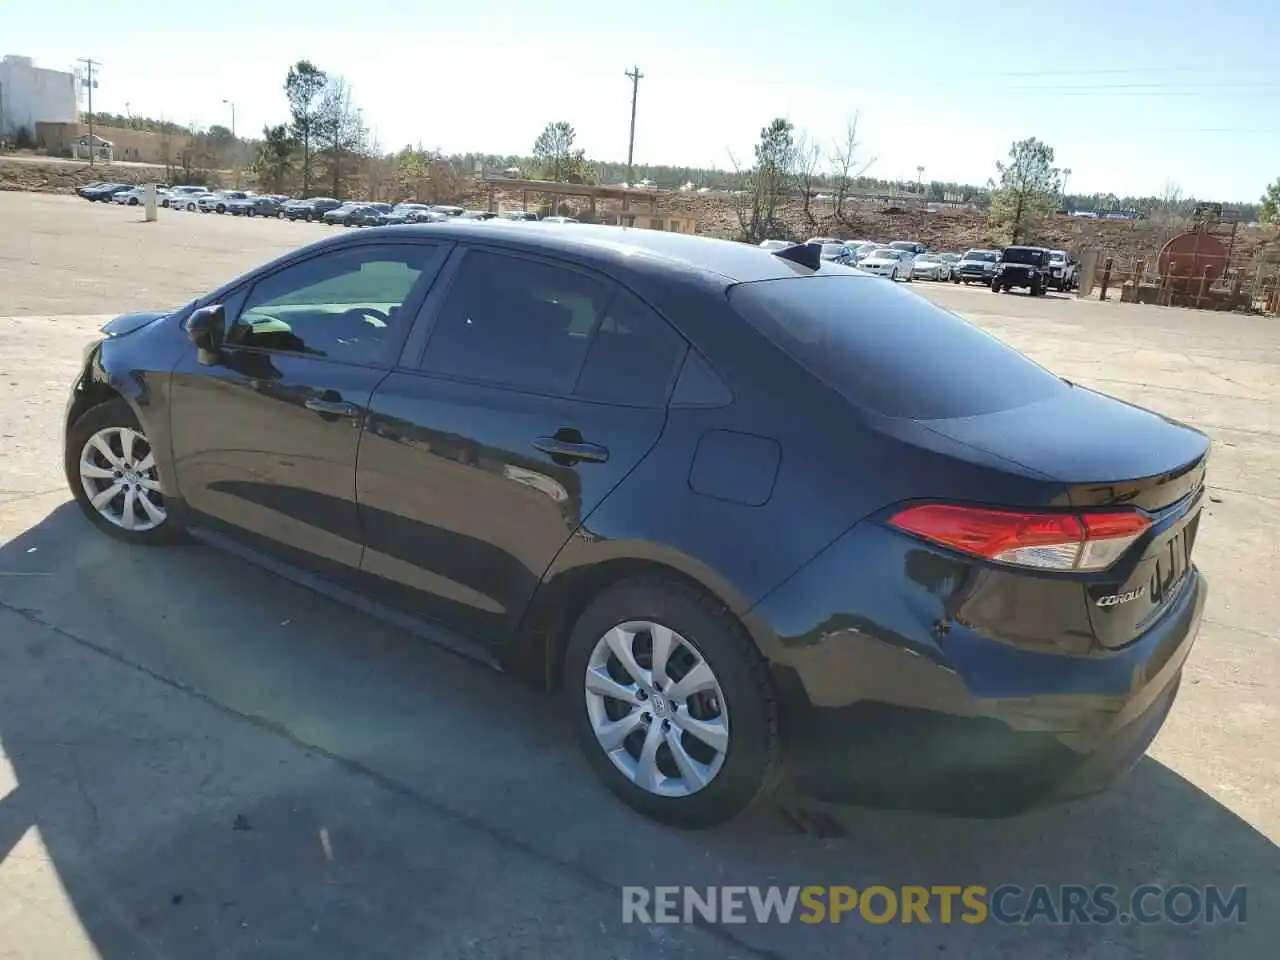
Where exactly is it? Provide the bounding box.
[66,399,184,545]
[564,578,779,828]
[1030,279,1043,297]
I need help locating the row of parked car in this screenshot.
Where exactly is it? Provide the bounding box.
[759,237,1080,294]
[75,181,578,229]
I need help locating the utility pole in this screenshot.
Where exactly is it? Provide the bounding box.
[624,65,643,185]
[77,58,100,166]
[1061,167,1072,212]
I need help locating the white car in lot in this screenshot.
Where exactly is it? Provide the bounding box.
[911,253,952,281]
[858,247,914,281]
[111,184,169,206]
[166,185,211,211]
[198,190,252,214]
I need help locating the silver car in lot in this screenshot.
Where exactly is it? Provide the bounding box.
[911,253,952,281]
[166,186,211,211]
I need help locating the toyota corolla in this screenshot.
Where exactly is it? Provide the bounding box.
[63,228,1209,828]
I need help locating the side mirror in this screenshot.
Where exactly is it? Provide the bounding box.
[185,303,225,363]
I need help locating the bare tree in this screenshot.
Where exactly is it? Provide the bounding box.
[1148,181,1195,251]
[316,77,368,199]
[829,112,876,222]
[794,131,823,224]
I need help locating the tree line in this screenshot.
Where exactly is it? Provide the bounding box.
[67,94,1273,223]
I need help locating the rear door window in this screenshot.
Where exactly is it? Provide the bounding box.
[417,250,607,396]
[728,275,1068,419]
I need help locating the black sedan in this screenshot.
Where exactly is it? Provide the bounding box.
[62,227,1209,828]
[321,203,383,227]
[283,197,343,222]
[82,183,133,202]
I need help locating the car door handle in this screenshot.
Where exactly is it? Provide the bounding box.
[305,398,361,420]
[533,436,610,464]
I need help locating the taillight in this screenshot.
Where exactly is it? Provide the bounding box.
[888,504,1151,572]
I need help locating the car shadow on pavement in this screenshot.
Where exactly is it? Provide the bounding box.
[0,502,1275,959]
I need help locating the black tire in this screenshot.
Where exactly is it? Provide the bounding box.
[1030,279,1043,297]
[991,280,1001,292]
[129,197,139,206]
[563,577,780,829]
[65,398,186,546]
[216,204,225,214]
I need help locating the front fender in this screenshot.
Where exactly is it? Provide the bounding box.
[68,313,190,508]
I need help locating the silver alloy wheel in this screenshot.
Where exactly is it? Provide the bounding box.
[584,621,729,798]
[78,425,167,532]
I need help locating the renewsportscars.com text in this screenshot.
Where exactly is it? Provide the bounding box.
[622,884,1248,926]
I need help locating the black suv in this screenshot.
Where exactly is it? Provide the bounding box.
[993,246,1051,296]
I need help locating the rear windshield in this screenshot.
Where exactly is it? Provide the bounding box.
[728,275,1067,419]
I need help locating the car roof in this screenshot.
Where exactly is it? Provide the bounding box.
[339,221,855,283]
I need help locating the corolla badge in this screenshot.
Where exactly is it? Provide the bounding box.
[1096,586,1147,607]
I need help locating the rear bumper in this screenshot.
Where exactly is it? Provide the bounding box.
[751,526,1208,816]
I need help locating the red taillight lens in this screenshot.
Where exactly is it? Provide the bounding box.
[888,504,1151,572]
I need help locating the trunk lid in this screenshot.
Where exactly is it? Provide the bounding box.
[922,385,1210,648]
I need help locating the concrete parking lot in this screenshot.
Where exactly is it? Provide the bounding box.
[0,191,1275,959]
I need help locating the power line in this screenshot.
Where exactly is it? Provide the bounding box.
[625,65,643,185]
[1006,81,1280,91]
[968,65,1280,78]
[77,57,101,167]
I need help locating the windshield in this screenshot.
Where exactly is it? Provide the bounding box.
[916,255,940,263]
[820,244,847,258]
[889,241,917,251]
[728,276,1067,419]
[868,249,898,259]
[963,250,998,262]
[1002,247,1044,265]
[1049,252,1067,262]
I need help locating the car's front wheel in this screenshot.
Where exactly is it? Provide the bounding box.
[66,399,184,545]
[564,578,779,828]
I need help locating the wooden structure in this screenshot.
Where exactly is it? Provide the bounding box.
[481,177,697,232]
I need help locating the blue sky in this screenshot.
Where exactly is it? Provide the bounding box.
[7,0,1279,200]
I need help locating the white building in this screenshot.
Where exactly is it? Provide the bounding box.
[0,55,78,138]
